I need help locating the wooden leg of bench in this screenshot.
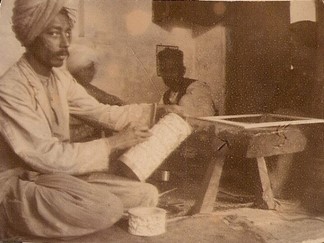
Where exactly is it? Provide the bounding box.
[270,154,294,198]
[190,148,227,214]
[255,157,275,209]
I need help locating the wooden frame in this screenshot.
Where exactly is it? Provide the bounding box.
[196,113,324,129]
[189,113,319,213]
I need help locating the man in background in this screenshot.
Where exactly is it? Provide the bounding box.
[66,45,125,142]
[157,47,217,117]
[155,47,217,182]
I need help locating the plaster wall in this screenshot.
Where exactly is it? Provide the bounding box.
[0,0,226,113]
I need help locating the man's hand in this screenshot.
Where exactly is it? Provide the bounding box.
[105,124,152,151]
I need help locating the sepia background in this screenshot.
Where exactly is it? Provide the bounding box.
[1,0,324,242]
[0,0,225,113]
[0,1,322,116]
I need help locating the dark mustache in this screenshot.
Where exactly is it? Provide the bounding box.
[55,50,69,56]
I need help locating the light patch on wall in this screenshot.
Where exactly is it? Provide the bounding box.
[125,10,151,36]
[105,63,121,78]
[290,0,316,23]
[170,27,193,43]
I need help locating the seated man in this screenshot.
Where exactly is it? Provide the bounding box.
[66,45,125,142]
[157,47,218,117]
[0,0,185,239]
[155,47,218,180]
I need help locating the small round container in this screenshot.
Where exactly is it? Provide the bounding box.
[128,207,167,236]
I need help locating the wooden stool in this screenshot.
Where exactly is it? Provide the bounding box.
[188,118,307,214]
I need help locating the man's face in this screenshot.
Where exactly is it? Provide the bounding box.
[28,12,72,69]
[159,59,184,88]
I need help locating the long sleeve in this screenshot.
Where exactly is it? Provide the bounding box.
[65,75,153,132]
[0,63,153,175]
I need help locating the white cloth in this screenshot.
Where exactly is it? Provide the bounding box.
[0,54,158,239]
[66,44,99,74]
[0,55,153,175]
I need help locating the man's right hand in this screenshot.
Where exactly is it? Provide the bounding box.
[104,124,152,151]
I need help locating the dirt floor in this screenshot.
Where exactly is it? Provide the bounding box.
[17,196,324,243]
[12,170,324,243]
[47,207,324,243]
[5,150,324,243]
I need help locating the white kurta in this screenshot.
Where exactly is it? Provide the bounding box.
[0,55,153,175]
[0,55,158,239]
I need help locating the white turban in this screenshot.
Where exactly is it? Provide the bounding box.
[12,0,77,47]
[66,44,98,74]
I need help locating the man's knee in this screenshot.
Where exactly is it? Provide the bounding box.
[139,183,159,207]
[94,190,124,229]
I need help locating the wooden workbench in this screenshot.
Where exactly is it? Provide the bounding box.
[187,114,324,214]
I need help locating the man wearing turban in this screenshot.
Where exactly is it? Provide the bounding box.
[0,0,185,239]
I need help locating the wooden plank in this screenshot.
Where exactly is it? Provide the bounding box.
[194,117,252,129]
[194,114,324,130]
[245,128,307,158]
[190,137,228,214]
[255,157,275,209]
[243,119,324,129]
[271,113,323,121]
[216,128,307,158]
[198,114,262,120]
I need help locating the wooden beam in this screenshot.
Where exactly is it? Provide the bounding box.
[216,128,307,158]
[190,137,228,214]
[255,157,275,209]
[244,128,307,158]
[196,114,324,130]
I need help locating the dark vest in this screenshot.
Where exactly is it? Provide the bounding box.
[163,78,196,105]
